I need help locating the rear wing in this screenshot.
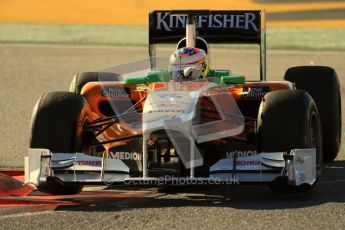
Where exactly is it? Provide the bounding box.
[148,10,266,81]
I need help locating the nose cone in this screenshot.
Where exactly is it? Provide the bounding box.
[142,90,199,135]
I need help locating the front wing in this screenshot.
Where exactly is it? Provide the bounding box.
[25,148,316,187]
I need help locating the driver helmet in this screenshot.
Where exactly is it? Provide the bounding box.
[169,47,209,80]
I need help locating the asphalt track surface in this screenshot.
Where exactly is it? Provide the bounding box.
[0,44,345,229]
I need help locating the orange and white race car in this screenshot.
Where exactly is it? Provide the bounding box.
[25,10,341,194]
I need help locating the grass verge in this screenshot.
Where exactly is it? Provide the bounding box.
[0,24,344,51]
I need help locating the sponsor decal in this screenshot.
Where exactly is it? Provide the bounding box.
[226,150,257,159]
[296,157,304,165]
[110,151,142,161]
[155,12,259,32]
[148,109,186,113]
[154,115,179,119]
[236,160,260,166]
[159,93,182,99]
[156,103,181,108]
[102,87,130,98]
[242,86,269,98]
[75,160,102,166]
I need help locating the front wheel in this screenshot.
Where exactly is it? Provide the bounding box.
[30,91,88,195]
[257,90,323,192]
[284,66,341,162]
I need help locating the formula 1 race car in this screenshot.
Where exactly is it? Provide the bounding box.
[25,10,341,194]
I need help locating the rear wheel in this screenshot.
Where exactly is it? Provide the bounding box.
[284,66,341,162]
[257,90,323,192]
[30,91,88,194]
[69,72,121,94]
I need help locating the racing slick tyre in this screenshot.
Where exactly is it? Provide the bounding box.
[70,72,121,94]
[257,90,323,192]
[284,66,341,162]
[30,91,87,195]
